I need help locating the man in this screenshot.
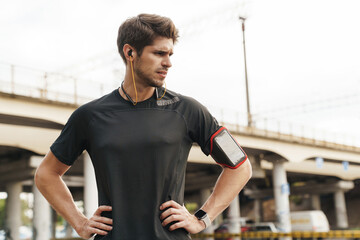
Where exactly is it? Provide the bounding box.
[35,13,252,240]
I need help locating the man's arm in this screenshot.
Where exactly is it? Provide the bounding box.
[160,160,252,233]
[201,159,252,220]
[34,150,113,239]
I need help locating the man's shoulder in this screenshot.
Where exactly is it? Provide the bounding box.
[163,89,202,108]
[71,89,118,118]
[80,89,118,109]
[160,89,211,121]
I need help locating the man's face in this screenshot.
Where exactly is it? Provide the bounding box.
[134,36,174,88]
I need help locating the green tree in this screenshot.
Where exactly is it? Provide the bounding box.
[0,198,5,229]
[21,198,31,226]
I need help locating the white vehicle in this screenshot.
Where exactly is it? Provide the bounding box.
[290,210,330,232]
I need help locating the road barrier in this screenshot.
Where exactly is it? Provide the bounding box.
[50,230,360,240]
[191,230,360,239]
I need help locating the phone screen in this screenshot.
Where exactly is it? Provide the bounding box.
[214,130,246,165]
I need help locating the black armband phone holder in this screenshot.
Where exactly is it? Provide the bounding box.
[210,127,247,169]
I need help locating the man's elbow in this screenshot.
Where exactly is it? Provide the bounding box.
[34,160,52,190]
[234,159,252,181]
[34,165,45,189]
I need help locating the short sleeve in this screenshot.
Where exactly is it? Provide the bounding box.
[185,97,221,156]
[50,105,89,165]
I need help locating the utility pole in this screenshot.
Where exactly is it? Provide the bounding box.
[239,16,252,127]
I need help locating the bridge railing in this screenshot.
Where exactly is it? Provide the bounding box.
[0,62,114,105]
[209,107,359,149]
[0,62,359,148]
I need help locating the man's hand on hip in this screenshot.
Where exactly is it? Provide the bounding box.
[75,205,113,239]
[160,200,206,234]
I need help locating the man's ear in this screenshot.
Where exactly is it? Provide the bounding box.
[123,44,135,62]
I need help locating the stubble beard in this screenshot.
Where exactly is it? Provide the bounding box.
[134,60,164,88]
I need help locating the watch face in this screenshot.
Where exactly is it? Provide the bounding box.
[195,209,207,219]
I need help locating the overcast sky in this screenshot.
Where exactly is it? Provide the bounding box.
[1,0,360,146]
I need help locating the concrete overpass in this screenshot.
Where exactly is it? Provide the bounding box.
[1,90,360,181]
[1,71,360,239]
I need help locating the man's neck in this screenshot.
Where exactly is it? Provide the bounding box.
[120,73,155,103]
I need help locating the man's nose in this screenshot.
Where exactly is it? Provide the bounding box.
[162,56,172,68]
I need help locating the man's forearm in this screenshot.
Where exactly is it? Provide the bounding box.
[200,160,252,221]
[34,169,87,231]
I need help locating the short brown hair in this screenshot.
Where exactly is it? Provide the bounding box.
[117,13,179,63]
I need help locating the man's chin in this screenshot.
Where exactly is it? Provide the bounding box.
[150,79,165,88]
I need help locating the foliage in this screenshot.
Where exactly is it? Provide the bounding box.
[185,202,198,214]
[21,198,31,226]
[290,194,303,205]
[0,199,5,229]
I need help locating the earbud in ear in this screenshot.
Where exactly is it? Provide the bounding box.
[128,49,133,57]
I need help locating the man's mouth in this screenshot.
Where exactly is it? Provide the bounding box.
[157,70,167,78]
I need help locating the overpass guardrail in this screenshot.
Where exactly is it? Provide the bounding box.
[0,62,114,105]
[1,62,359,148]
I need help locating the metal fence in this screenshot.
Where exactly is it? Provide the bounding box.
[209,107,360,149]
[0,62,114,105]
[1,62,359,148]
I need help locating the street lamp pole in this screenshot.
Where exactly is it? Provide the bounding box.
[239,16,252,127]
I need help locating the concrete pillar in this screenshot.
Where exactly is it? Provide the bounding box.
[311,194,321,210]
[254,198,262,223]
[84,151,98,218]
[5,182,22,240]
[227,195,241,240]
[50,208,57,239]
[334,190,348,229]
[65,221,73,237]
[272,160,291,233]
[33,184,51,240]
[248,155,265,178]
[200,188,214,240]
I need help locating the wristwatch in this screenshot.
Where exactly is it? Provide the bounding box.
[194,209,211,229]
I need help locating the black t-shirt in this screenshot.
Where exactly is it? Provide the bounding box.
[50,88,221,240]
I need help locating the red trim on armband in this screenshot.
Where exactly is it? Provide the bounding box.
[210,126,226,155]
